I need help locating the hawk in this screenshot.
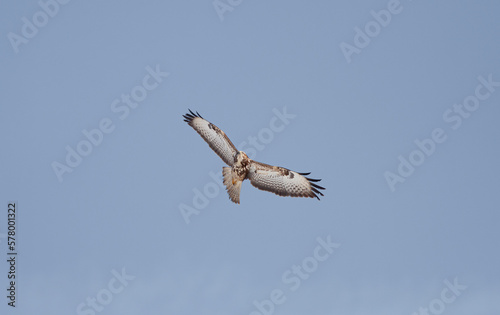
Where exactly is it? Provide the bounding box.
[183,110,325,204]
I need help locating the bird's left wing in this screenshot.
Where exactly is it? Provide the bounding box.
[183,110,238,166]
[247,161,325,199]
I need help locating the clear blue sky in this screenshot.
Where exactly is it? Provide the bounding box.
[1,1,499,314]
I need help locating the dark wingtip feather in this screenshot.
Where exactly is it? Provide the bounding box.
[310,182,325,190]
[300,172,325,200]
[183,109,203,123]
[311,190,322,200]
[305,177,321,182]
[311,187,324,196]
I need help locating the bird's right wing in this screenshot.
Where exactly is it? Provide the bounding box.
[183,110,238,166]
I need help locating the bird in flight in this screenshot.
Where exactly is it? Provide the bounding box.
[183,110,325,204]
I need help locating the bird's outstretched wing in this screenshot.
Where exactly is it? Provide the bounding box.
[247,161,325,199]
[183,110,238,166]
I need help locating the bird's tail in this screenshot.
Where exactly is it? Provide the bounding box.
[223,167,241,204]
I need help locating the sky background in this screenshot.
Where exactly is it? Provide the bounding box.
[1,1,499,314]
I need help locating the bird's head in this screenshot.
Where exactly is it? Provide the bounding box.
[235,151,249,164]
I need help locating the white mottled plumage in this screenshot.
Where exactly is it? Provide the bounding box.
[184,112,238,166]
[247,161,322,199]
[183,110,325,204]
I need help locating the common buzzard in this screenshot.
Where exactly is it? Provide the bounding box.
[183,110,325,204]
